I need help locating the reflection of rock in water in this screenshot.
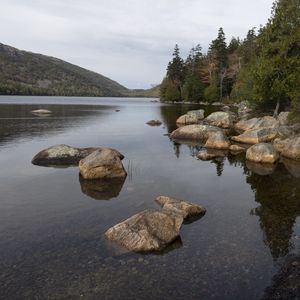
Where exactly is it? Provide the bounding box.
[262,255,300,299]
[282,158,300,178]
[79,176,126,200]
[246,160,276,176]
[247,164,300,260]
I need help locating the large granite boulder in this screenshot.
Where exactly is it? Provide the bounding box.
[170,124,222,141]
[79,148,127,179]
[105,209,183,252]
[155,196,206,221]
[176,109,205,126]
[204,111,236,129]
[31,144,107,166]
[273,136,300,161]
[231,127,278,144]
[234,116,278,133]
[246,143,279,164]
[204,131,230,149]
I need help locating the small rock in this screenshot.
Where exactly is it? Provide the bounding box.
[146,120,162,126]
[31,109,52,115]
[155,196,206,221]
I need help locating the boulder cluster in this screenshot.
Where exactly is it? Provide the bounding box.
[32,144,127,179]
[171,105,300,165]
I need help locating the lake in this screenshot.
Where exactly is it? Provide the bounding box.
[0,96,300,300]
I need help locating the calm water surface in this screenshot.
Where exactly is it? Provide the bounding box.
[0,96,300,300]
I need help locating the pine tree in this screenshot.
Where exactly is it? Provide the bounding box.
[251,0,300,116]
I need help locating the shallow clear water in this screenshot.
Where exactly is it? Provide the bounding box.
[0,96,300,300]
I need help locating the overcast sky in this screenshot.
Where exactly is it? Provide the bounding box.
[0,0,274,89]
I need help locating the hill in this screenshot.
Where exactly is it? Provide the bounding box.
[0,43,129,97]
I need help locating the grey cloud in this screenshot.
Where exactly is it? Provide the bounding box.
[0,0,274,88]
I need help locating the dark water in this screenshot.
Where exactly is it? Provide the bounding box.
[0,96,300,300]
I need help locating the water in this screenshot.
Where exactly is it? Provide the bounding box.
[0,96,300,299]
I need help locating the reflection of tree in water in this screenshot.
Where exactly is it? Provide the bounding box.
[246,163,300,260]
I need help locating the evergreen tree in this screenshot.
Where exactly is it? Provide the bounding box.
[251,0,300,116]
[183,45,206,102]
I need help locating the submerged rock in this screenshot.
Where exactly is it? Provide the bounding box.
[204,111,236,129]
[146,120,162,126]
[246,143,279,164]
[231,127,278,144]
[105,209,183,252]
[197,149,227,160]
[31,144,105,166]
[155,196,206,222]
[273,136,300,161]
[170,124,222,141]
[79,148,127,179]
[176,109,205,126]
[204,131,230,149]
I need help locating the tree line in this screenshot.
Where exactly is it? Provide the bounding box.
[160,0,300,120]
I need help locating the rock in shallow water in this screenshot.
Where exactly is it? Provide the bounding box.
[146,120,162,126]
[31,109,52,115]
[231,127,278,144]
[32,144,99,166]
[155,196,206,221]
[204,131,230,150]
[246,143,279,164]
[176,109,205,126]
[79,148,127,179]
[273,136,300,161]
[170,124,222,141]
[105,209,183,252]
[204,111,236,129]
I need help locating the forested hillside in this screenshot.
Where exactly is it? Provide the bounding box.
[0,43,128,96]
[160,0,300,120]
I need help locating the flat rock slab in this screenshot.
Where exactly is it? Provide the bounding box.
[32,144,101,166]
[235,116,278,133]
[105,209,183,252]
[231,127,278,144]
[155,196,206,222]
[79,148,127,179]
[170,124,222,141]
